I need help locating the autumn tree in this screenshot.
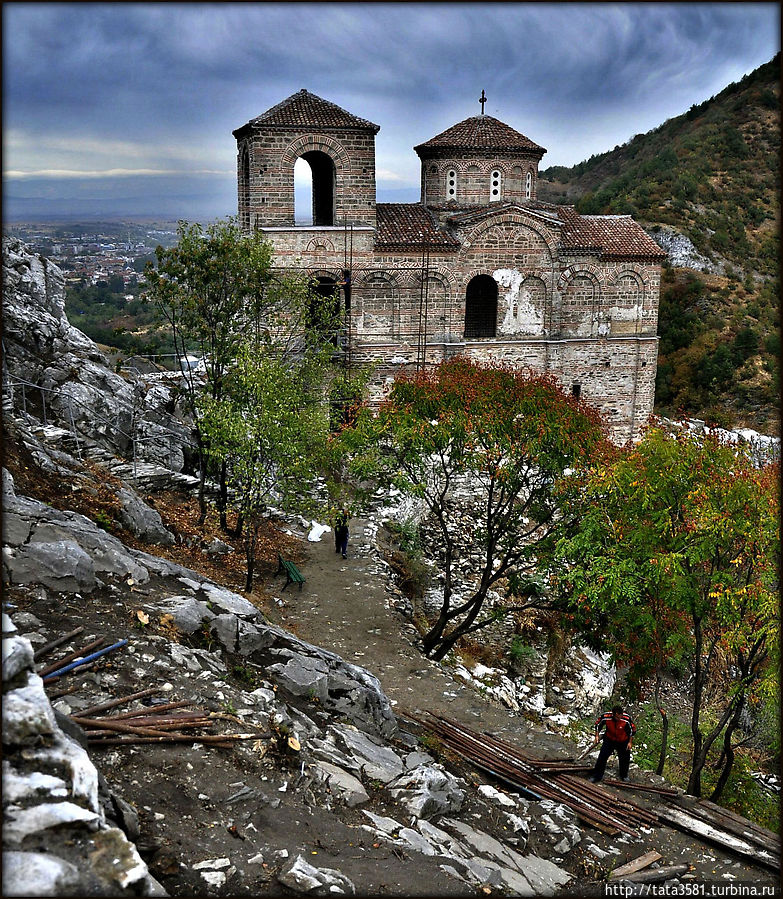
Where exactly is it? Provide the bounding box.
[340,358,609,662]
[547,425,779,797]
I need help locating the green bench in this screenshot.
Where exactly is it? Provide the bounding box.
[276,554,305,591]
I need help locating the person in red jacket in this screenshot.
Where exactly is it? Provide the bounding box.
[589,705,636,783]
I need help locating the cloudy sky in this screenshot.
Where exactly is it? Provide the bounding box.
[3,2,779,220]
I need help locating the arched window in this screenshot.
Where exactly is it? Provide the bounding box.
[446,169,457,201]
[464,275,498,338]
[525,171,532,199]
[296,151,336,226]
[308,275,341,345]
[490,169,502,201]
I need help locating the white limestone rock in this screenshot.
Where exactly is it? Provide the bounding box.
[2,851,82,896]
[388,764,465,819]
[278,855,355,895]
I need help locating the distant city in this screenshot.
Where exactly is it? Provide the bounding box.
[3,222,181,288]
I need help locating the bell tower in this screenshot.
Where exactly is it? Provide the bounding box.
[233,89,380,230]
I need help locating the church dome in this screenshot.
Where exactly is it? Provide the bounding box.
[415,114,546,208]
[414,115,545,158]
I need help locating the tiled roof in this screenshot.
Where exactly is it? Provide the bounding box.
[557,207,667,259]
[415,115,545,156]
[236,90,380,133]
[375,204,460,250]
[443,200,562,226]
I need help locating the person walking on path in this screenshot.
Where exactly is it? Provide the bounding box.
[333,507,350,559]
[589,705,636,783]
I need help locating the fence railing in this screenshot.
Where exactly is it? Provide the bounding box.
[2,371,199,481]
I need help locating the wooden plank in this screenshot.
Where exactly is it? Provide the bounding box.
[659,806,779,872]
[672,798,780,858]
[623,864,690,883]
[609,850,663,878]
[697,798,781,847]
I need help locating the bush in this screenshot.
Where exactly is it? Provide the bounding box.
[507,636,537,669]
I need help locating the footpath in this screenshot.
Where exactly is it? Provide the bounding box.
[274,516,778,889]
[277,516,567,758]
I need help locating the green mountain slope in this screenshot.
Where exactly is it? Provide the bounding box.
[540,55,780,434]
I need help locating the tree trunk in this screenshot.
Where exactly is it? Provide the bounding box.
[218,461,229,531]
[197,450,208,525]
[687,616,705,796]
[654,673,669,776]
[244,525,256,592]
[424,583,491,662]
[710,702,743,802]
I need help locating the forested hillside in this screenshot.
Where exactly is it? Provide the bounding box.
[540,55,780,434]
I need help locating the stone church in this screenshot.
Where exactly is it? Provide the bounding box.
[233,90,666,442]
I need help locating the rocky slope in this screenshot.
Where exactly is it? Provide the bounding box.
[538,56,780,434]
[2,240,778,896]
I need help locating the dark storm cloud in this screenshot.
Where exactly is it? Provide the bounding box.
[4,2,779,193]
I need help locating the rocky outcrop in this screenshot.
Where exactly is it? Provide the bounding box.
[2,471,151,592]
[2,237,191,472]
[646,226,721,273]
[2,614,164,896]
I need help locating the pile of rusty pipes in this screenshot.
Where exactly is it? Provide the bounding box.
[415,713,658,836]
[37,630,262,748]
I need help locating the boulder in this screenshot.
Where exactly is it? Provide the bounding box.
[387,764,465,819]
[278,855,355,895]
[3,541,97,593]
[150,596,215,634]
[311,761,369,807]
[116,488,175,545]
[328,724,404,783]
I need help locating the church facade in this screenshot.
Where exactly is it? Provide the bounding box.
[233,90,666,442]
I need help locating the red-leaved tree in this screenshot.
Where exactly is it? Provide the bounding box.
[341,358,609,662]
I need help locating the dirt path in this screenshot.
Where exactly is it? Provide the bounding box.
[272,516,778,889]
[277,517,573,759]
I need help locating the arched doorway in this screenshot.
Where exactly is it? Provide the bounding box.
[308,275,341,346]
[295,151,336,226]
[464,275,498,338]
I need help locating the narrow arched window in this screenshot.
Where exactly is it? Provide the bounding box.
[525,171,532,199]
[446,169,457,201]
[464,275,498,338]
[296,151,336,226]
[490,169,502,202]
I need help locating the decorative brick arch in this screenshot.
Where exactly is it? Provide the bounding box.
[486,160,509,175]
[282,134,350,172]
[305,237,336,256]
[461,211,558,257]
[306,267,342,282]
[557,264,604,294]
[410,266,457,291]
[608,264,651,296]
[355,268,404,290]
[458,268,498,293]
